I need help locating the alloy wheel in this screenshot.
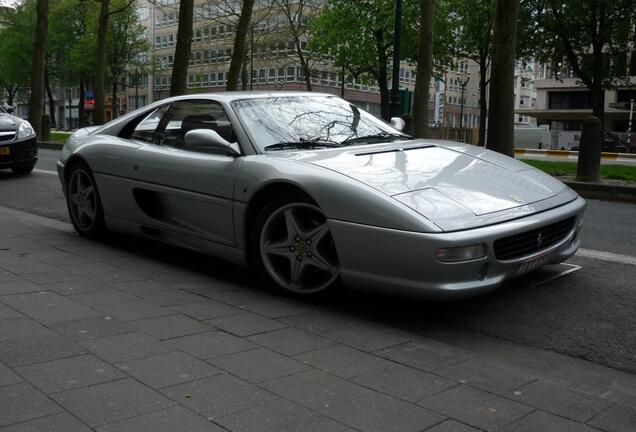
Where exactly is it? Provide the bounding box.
[68,169,97,231]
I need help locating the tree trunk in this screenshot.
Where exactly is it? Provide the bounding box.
[486,0,519,157]
[227,0,254,91]
[478,55,488,147]
[45,69,56,127]
[4,84,17,107]
[27,0,49,138]
[629,22,636,76]
[170,0,194,96]
[241,55,249,90]
[374,30,390,121]
[413,0,435,138]
[94,0,109,124]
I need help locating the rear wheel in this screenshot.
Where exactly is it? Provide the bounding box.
[66,161,106,238]
[252,195,340,295]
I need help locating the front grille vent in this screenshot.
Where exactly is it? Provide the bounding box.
[0,131,16,142]
[494,217,576,260]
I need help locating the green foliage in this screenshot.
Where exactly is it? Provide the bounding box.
[0,1,37,91]
[522,159,636,183]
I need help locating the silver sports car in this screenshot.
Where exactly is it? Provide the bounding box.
[57,92,585,298]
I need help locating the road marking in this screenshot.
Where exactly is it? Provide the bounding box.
[576,248,636,266]
[531,263,582,287]
[33,169,58,175]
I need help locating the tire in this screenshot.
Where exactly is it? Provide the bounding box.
[251,193,340,295]
[11,164,35,175]
[65,160,107,238]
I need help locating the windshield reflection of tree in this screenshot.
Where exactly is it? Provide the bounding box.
[235,97,382,146]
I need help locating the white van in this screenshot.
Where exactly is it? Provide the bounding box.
[514,126,552,149]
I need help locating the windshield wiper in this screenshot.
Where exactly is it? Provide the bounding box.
[264,139,343,151]
[341,131,410,145]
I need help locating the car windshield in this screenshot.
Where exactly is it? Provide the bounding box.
[231,95,408,152]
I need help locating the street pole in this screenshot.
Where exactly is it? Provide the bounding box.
[341,64,345,98]
[389,0,402,118]
[628,98,634,152]
[250,25,254,91]
[459,76,469,129]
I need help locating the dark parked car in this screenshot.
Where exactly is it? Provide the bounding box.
[0,107,38,175]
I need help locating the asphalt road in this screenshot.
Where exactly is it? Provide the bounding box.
[2,148,636,374]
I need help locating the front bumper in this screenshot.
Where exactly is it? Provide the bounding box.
[329,196,586,299]
[0,136,38,170]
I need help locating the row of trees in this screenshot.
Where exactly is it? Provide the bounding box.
[2,0,635,157]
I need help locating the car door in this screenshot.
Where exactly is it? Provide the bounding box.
[130,99,242,246]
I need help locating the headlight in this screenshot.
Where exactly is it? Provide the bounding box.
[436,244,487,263]
[16,121,36,140]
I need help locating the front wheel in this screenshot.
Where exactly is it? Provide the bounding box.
[252,196,340,295]
[66,161,106,238]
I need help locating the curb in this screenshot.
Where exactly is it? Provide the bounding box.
[38,141,65,150]
[564,180,636,204]
[515,148,636,162]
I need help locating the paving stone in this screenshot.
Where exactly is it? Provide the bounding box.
[0,302,22,320]
[0,361,22,386]
[1,263,62,276]
[352,364,458,403]
[200,289,273,306]
[118,284,205,306]
[503,410,595,432]
[511,380,613,422]
[296,344,390,378]
[86,270,147,284]
[61,262,124,276]
[79,332,172,363]
[90,300,173,322]
[0,333,86,367]
[96,405,226,432]
[436,359,536,394]
[261,369,373,411]
[278,310,362,335]
[49,316,134,341]
[238,298,311,319]
[0,280,45,296]
[205,311,287,336]
[424,419,481,432]
[0,317,52,341]
[23,271,85,285]
[168,331,256,359]
[324,393,445,432]
[589,403,636,432]
[52,378,175,427]
[162,374,279,419]
[376,341,470,372]
[419,385,534,432]
[209,347,309,383]
[0,383,62,427]
[323,324,413,352]
[70,291,141,308]
[1,292,101,324]
[169,300,241,320]
[16,354,125,394]
[0,412,92,432]
[216,397,347,432]
[247,327,335,356]
[0,269,20,283]
[46,280,113,296]
[133,314,212,340]
[118,351,222,388]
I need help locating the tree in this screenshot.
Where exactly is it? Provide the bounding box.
[412,0,435,138]
[272,0,321,91]
[0,3,35,107]
[485,0,519,156]
[94,0,110,124]
[170,0,194,96]
[28,0,49,137]
[530,0,636,132]
[442,0,495,146]
[226,0,254,90]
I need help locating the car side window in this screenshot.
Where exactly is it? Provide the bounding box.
[130,105,169,143]
[156,100,235,153]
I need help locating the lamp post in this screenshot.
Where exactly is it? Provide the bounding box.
[389,0,402,118]
[459,75,470,129]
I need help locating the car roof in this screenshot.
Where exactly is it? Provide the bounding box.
[166,91,336,103]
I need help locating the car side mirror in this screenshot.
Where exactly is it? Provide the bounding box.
[184,129,241,156]
[390,117,406,132]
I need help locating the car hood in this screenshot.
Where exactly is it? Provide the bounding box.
[292,139,572,230]
[0,114,21,131]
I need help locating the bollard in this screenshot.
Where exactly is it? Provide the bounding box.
[576,116,601,182]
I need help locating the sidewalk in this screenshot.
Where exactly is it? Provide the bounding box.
[0,206,635,432]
